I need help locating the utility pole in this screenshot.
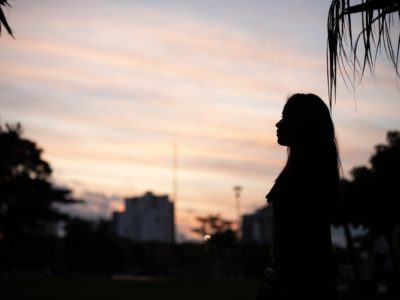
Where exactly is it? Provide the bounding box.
[172,142,178,203]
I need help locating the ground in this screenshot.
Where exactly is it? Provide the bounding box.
[1,277,395,300]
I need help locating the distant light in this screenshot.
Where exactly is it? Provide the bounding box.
[203,234,211,241]
[377,283,388,294]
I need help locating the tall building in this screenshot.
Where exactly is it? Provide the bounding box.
[113,191,175,243]
[242,205,272,244]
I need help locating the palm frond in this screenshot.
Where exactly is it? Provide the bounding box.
[0,0,13,37]
[327,0,400,108]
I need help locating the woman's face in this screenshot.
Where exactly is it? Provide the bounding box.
[275,111,292,146]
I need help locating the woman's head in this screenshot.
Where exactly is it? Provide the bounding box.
[276,93,341,185]
[276,93,335,148]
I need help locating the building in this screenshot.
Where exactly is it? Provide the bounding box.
[113,191,175,243]
[242,205,272,244]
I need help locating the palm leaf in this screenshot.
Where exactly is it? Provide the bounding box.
[0,0,13,37]
[327,0,400,108]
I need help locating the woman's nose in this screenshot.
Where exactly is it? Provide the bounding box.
[275,120,281,128]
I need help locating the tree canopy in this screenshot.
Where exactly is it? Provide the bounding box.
[343,131,400,233]
[0,123,82,240]
[334,130,400,275]
[192,213,237,246]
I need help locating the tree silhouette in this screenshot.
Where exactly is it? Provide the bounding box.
[367,131,400,275]
[327,0,400,106]
[191,213,239,278]
[332,178,363,280]
[0,0,13,37]
[192,213,237,246]
[338,130,400,277]
[0,122,82,240]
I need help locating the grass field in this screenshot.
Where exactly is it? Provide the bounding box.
[1,277,393,300]
[3,277,259,300]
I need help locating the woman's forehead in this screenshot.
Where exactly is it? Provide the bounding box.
[282,106,291,116]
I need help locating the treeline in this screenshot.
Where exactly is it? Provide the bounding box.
[1,122,400,292]
[2,217,271,279]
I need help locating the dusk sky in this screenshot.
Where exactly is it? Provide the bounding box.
[1,0,399,241]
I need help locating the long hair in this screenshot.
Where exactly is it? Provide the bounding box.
[277,93,341,196]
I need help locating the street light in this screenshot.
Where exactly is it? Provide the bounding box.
[233,185,242,237]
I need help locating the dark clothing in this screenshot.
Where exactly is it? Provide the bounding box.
[257,170,337,299]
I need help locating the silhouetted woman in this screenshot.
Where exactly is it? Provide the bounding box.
[257,93,340,300]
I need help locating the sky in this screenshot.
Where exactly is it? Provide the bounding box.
[1,0,399,242]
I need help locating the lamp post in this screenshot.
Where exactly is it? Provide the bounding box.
[233,185,242,238]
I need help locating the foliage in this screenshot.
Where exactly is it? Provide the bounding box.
[0,122,82,240]
[335,130,400,277]
[334,131,400,230]
[327,0,400,106]
[346,131,400,233]
[0,0,13,37]
[192,213,237,245]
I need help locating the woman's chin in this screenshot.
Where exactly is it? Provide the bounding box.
[277,137,289,146]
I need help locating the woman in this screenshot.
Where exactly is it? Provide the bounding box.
[257,93,340,299]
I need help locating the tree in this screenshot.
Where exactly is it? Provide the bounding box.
[332,178,364,280]
[327,0,400,107]
[0,123,82,240]
[367,131,400,275]
[0,0,13,37]
[191,213,239,278]
[192,213,237,245]
[339,130,400,276]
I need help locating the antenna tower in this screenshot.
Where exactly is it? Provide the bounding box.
[173,142,178,203]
